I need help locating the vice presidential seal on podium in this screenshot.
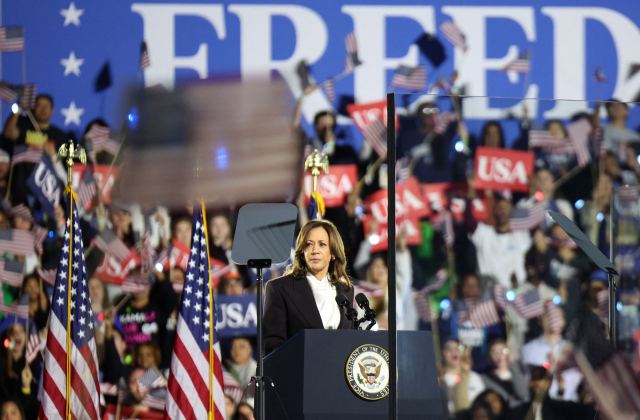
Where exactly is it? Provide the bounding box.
[346,344,390,400]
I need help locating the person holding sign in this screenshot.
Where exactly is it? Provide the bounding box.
[263,219,354,355]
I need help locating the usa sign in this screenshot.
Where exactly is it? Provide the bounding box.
[473,147,534,192]
[303,164,357,207]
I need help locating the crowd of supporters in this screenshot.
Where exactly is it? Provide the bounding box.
[0,88,639,420]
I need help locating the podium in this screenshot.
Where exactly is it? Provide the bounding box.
[263,330,442,419]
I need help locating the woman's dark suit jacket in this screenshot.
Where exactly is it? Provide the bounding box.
[263,274,354,355]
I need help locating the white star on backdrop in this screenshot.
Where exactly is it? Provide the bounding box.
[60,2,84,27]
[60,51,84,77]
[61,101,84,126]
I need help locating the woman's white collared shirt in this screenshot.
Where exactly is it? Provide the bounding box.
[306,272,341,329]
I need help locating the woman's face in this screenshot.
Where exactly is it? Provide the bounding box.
[442,340,462,369]
[9,324,26,357]
[1,401,22,420]
[472,406,491,420]
[485,392,503,416]
[303,227,332,278]
[88,278,104,309]
[369,258,388,286]
[24,278,39,301]
[170,268,185,284]
[211,216,231,243]
[237,405,255,420]
[547,121,565,140]
[462,275,481,299]
[223,278,244,296]
[484,125,502,148]
[136,345,155,370]
[13,216,31,231]
[489,343,510,370]
[174,220,192,247]
[534,170,554,199]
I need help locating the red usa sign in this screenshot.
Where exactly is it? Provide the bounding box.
[473,147,534,192]
[363,215,422,253]
[366,177,430,223]
[421,182,487,221]
[72,164,121,204]
[346,99,399,133]
[304,164,357,207]
[93,251,139,286]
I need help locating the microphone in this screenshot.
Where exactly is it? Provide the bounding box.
[355,293,377,330]
[336,293,359,325]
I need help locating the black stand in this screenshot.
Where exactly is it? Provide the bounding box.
[248,259,271,420]
[607,268,617,350]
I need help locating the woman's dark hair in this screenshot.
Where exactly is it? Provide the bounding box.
[472,390,505,420]
[543,119,567,138]
[233,402,254,420]
[480,121,505,148]
[88,276,110,310]
[20,273,39,296]
[313,110,336,128]
[0,398,26,420]
[82,118,108,136]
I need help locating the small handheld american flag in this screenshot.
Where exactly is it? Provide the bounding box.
[344,32,362,74]
[140,41,151,70]
[164,203,226,420]
[39,191,101,420]
[0,26,25,52]
[500,50,531,74]
[513,288,545,319]
[439,21,467,52]
[390,65,426,91]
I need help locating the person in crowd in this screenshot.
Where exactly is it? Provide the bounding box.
[466,189,532,289]
[82,119,114,164]
[134,341,162,370]
[480,340,528,408]
[0,150,11,199]
[88,276,109,324]
[263,219,354,355]
[397,102,460,184]
[515,168,573,232]
[468,390,509,420]
[1,399,26,420]
[234,402,255,420]
[219,277,244,296]
[102,307,130,385]
[2,94,67,149]
[0,324,39,420]
[208,214,251,288]
[602,149,640,186]
[21,275,49,330]
[224,395,236,420]
[477,121,505,149]
[125,368,156,413]
[602,99,640,153]
[580,174,612,255]
[583,270,608,319]
[224,337,257,390]
[439,337,485,416]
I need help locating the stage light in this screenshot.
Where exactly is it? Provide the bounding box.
[98,313,104,322]
[506,290,516,302]
[369,234,380,245]
[535,191,544,201]
[575,199,585,209]
[617,302,622,311]
[49,231,54,238]
[155,263,163,272]
[127,107,139,128]
[552,295,562,305]
[637,155,640,165]
[455,141,464,152]
[355,206,363,215]
[11,103,18,114]
[454,375,461,383]
[215,147,228,169]
[3,338,9,348]
[439,299,451,310]
[597,212,604,222]
[543,362,550,369]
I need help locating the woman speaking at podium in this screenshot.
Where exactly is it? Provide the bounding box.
[263,219,355,355]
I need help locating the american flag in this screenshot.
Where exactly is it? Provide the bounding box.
[32,224,48,255]
[513,288,545,319]
[470,300,501,329]
[322,78,335,103]
[363,117,387,157]
[413,269,448,322]
[390,65,426,91]
[93,228,131,262]
[37,267,57,287]
[140,41,151,70]
[39,194,101,420]
[0,82,18,103]
[566,118,592,167]
[120,274,152,293]
[11,145,42,166]
[26,332,44,364]
[344,32,362,74]
[432,76,451,95]
[432,111,457,135]
[84,125,123,156]
[8,204,33,222]
[138,366,167,394]
[615,185,639,203]
[501,50,531,73]
[77,167,96,210]
[0,293,29,319]
[545,300,565,333]
[0,228,36,256]
[164,204,226,420]
[0,26,25,52]
[439,21,467,52]
[17,84,36,110]
[396,158,411,181]
[528,130,565,150]
[0,258,24,287]
[592,126,605,158]
[592,66,607,83]
[509,201,546,231]
[222,370,243,404]
[565,307,640,419]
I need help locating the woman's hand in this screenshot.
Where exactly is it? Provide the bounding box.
[21,364,33,389]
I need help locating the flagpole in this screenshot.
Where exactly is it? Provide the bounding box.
[522,50,533,100]
[201,201,215,420]
[57,140,87,420]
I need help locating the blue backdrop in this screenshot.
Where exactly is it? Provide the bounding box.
[3,0,640,147]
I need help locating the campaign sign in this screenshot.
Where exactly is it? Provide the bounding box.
[366,177,430,224]
[474,147,534,192]
[93,252,139,285]
[363,214,422,253]
[216,294,258,338]
[303,164,357,207]
[72,164,121,205]
[26,155,62,217]
[346,100,399,132]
